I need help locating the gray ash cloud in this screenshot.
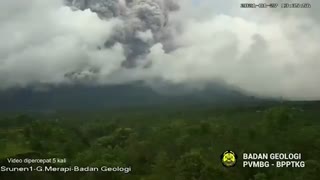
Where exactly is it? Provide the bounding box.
[1,0,320,100]
[66,0,179,67]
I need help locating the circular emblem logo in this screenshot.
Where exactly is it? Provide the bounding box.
[221,150,237,167]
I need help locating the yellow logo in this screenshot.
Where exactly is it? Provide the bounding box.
[221,150,237,167]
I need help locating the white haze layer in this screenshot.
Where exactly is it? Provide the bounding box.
[0,0,319,100]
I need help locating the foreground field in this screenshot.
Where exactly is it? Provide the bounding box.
[0,103,320,180]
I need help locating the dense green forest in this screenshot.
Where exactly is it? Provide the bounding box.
[0,103,320,180]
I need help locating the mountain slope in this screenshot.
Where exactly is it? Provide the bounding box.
[0,83,264,111]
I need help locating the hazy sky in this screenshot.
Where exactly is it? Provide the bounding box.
[0,0,319,100]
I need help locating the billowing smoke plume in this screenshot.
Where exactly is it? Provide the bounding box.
[66,0,179,66]
[0,0,320,100]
